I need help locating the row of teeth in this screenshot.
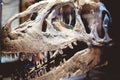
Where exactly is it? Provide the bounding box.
[44,41,78,58]
[28,40,78,77]
[1,41,78,63]
[1,53,19,63]
[28,41,87,78]
[22,40,78,68]
[1,41,79,78]
[35,41,78,68]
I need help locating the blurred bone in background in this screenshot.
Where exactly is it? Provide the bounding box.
[2,0,20,29]
[2,0,40,30]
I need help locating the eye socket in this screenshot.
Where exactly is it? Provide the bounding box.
[50,5,76,29]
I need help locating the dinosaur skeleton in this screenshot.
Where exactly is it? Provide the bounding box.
[1,0,112,80]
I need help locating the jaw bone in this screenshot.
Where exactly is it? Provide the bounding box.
[31,47,103,80]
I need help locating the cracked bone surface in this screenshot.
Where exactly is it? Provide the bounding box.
[1,0,112,79]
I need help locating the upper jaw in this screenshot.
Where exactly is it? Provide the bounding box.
[1,27,88,53]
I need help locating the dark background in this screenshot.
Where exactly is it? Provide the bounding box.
[101,0,120,80]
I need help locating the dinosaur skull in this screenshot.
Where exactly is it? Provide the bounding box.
[1,0,112,79]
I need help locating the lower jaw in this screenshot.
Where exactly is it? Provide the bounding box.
[0,42,102,80]
[35,47,102,80]
[28,42,91,79]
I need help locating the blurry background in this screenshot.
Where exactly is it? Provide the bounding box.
[2,0,41,29]
[2,0,20,29]
[101,0,120,80]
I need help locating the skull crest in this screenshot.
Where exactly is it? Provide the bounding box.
[1,0,112,80]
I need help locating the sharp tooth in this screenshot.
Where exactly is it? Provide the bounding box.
[49,51,53,57]
[43,67,47,74]
[37,71,41,77]
[6,54,8,57]
[60,45,68,50]
[14,53,18,57]
[28,56,32,61]
[14,53,17,58]
[44,51,48,58]
[50,67,53,71]
[40,70,43,75]
[73,41,77,46]
[63,58,66,63]
[29,57,32,61]
[16,53,19,57]
[43,52,48,63]
[41,60,44,65]
[51,50,59,58]
[58,49,63,54]
[9,54,12,57]
[68,43,73,49]
[44,58,47,63]
[60,61,63,66]
[48,51,53,59]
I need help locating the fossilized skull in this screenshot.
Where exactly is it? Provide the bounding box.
[1,0,112,80]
